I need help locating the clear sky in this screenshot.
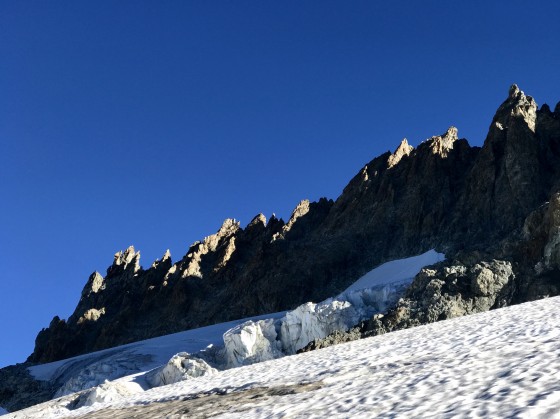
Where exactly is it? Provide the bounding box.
[1,1,559,368]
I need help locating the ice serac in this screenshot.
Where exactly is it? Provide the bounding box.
[279,300,360,354]
[223,319,282,368]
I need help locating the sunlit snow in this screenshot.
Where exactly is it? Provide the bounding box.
[10,296,560,418]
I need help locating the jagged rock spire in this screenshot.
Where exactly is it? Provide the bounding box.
[248,213,267,229]
[106,245,141,277]
[494,84,537,132]
[428,127,458,157]
[179,218,240,278]
[387,138,414,168]
[271,200,311,241]
[151,249,172,269]
[80,271,105,300]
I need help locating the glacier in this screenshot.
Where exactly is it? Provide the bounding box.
[11,250,443,414]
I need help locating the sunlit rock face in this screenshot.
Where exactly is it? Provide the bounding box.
[387,138,414,168]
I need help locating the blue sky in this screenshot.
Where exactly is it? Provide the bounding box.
[1,1,559,368]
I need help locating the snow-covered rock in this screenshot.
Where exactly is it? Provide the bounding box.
[73,380,141,408]
[223,319,282,368]
[145,353,217,387]
[0,406,7,416]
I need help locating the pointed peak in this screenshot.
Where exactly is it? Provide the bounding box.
[509,84,521,99]
[107,246,141,276]
[426,127,458,157]
[82,271,105,296]
[287,199,310,224]
[266,213,284,229]
[292,199,311,215]
[444,126,458,139]
[113,246,139,266]
[496,84,537,132]
[217,218,240,237]
[247,213,267,229]
[387,138,414,168]
[151,249,172,269]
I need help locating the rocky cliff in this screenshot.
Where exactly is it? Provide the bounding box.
[27,85,560,365]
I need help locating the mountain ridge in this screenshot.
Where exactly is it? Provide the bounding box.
[27,85,560,365]
[2,84,560,413]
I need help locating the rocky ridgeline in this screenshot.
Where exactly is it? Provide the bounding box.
[2,85,560,412]
[26,85,560,364]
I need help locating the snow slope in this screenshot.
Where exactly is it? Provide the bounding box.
[11,295,560,418]
[28,311,286,396]
[342,248,444,293]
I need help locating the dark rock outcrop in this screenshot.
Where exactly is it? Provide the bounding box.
[0,363,55,413]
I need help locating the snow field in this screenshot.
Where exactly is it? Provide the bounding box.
[11,296,560,418]
[8,297,560,418]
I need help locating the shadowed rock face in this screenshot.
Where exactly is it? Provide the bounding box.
[20,86,560,369]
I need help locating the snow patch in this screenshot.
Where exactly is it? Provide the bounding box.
[343,249,444,293]
[0,407,7,416]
